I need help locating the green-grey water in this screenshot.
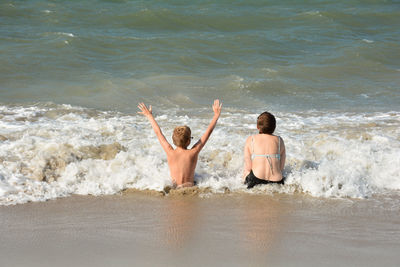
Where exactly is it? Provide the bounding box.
[1,0,399,112]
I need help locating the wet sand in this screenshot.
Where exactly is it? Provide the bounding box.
[1,191,399,267]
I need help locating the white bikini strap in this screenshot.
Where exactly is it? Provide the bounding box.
[278,136,281,166]
[278,136,281,154]
[251,136,254,154]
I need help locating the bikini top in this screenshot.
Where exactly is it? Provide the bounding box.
[251,136,281,174]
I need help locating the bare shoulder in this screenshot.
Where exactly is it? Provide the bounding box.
[244,135,254,148]
[189,146,202,156]
[165,147,177,156]
[246,134,256,145]
[246,135,254,142]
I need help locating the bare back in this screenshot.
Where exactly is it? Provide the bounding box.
[166,147,200,187]
[244,134,286,181]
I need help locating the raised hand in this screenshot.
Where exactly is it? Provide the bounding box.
[212,99,222,117]
[137,102,153,118]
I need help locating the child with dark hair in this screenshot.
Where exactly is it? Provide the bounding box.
[243,111,286,189]
[138,100,222,187]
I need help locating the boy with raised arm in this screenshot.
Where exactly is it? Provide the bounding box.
[138,100,222,187]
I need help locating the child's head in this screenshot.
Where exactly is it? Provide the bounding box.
[257,112,276,134]
[173,126,191,148]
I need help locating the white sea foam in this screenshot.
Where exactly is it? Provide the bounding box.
[303,11,323,17]
[262,68,278,74]
[0,104,399,205]
[57,32,75,37]
[362,39,374,43]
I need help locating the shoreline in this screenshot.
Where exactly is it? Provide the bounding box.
[1,192,399,266]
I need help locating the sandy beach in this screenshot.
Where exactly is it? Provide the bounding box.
[1,191,399,267]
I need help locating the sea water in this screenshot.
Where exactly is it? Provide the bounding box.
[0,0,399,205]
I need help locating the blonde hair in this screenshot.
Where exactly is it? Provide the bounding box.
[172,126,191,148]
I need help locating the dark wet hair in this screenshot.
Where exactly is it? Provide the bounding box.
[257,112,276,134]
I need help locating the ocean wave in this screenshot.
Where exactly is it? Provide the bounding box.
[0,104,399,205]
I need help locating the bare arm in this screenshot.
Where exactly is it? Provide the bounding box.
[192,99,222,152]
[138,103,173,153]
[243,136,252,179]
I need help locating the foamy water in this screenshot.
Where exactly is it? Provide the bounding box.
[1,104,399,205]
[1,0,400,204]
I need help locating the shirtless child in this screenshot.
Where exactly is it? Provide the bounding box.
[138,100,222,187]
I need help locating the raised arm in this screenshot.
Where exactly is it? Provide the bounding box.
[138,103,173,153]
[192,99,222,152]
